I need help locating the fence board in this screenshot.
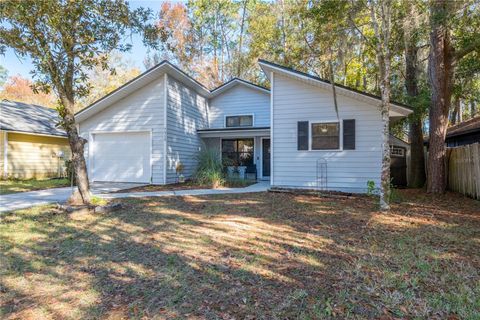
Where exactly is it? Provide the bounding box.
[447,143,480,199]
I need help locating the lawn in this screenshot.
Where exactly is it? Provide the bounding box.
[0,190,479,319]
[0,178,70,195]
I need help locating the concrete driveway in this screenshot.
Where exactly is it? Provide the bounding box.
[0,181,270,213]
[0,182,146,213]
[0,187,75,213]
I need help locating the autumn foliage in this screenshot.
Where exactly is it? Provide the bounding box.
[0,75,56,108]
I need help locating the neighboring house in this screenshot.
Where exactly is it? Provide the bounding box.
[0,100,70,179]
[75,60,412,193]
[389,134,410,187]
[445,116,480,147]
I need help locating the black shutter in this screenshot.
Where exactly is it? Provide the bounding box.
[343,119,356,150]
[297,121,309,150]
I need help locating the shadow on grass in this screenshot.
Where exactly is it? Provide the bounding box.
[0,190,479,319]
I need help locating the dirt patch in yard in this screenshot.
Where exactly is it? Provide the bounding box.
[115,179,256,193]
[0,189,479,319]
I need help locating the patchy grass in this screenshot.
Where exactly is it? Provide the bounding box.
[117,178,256,193]
[0,178,70,195]
[0,190,479,319]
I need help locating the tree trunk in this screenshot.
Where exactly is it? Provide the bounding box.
[369,0,392,210]
[404,2,426,188]
[409,119,426,187]
[236,0,248,77]
[471,101,477,118]
[450,96,460,124]
[60,96,91,204]
[427,0,454,194]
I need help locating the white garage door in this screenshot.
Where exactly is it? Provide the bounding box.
[91,132,151,183]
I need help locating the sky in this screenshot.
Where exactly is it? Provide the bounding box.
[0,0,167,80]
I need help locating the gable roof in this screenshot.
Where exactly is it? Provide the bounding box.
[209,78,269,98]
[75,60,271,123]
[258,59,413,117]
[0,100,66,137]
[75,60,211,122]
[447,116,480,138]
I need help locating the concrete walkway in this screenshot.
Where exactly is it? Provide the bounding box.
[103,181,270,199]
[0,181,270,213]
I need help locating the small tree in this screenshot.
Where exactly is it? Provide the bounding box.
[349,0,395,210]
[0,0,156,204]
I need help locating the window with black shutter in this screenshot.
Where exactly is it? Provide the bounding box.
[311,122,340,150]
[297,121,309,150]
[343,119,356,150]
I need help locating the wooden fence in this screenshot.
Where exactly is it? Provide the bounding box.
[447,143,480,199]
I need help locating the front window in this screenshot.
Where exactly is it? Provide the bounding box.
[226,115,253,127]
[221,138,254,166]
[311,122,340,150]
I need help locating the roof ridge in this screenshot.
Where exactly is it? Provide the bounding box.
[258,59,413,110]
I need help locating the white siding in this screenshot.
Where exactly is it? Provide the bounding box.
[272,74,383,193]
[209,85,270,128]
[166,76,209,183]
[79,76,165,184]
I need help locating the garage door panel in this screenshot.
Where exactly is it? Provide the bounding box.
[92,132,151,183]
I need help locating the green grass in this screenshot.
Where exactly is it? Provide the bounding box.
[0,190,479,319]
[0,178,70,195]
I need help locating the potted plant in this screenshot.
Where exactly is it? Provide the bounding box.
[176,162,185,183]
[238,165,247,179]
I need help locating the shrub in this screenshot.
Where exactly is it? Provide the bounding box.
[366,180,403,203]
[366,180,378,196]
[195,148,225,188]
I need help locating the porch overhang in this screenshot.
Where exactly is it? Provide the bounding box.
[197,127,270,138]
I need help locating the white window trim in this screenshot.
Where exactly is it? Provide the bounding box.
[224,114,255,128]
[308,119,343,151]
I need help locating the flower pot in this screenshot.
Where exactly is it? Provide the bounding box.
[238,166,247,179]
[227,166,236,178]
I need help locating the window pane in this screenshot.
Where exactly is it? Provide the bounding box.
[226,115,253,127]
[311,123,339,150]
[239,152,253,166]
[221,138,254,167]
[238,139,254,152]
[226,117,239,127]
[222,152,238,166]
[222,140,236,152]
[240,116,253,126]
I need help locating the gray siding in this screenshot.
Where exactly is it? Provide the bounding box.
[79,76,165,184]
[209,85,270,128]
[272,74,383,193]
[166,76,209,183]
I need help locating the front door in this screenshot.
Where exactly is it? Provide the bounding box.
[262,138,271,177]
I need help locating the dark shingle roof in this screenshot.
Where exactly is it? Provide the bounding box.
[0,100,66,137]
[447,116,480,138]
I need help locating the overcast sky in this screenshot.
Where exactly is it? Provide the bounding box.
[0,0,166,80]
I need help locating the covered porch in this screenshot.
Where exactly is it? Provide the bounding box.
[197,127,271,181]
